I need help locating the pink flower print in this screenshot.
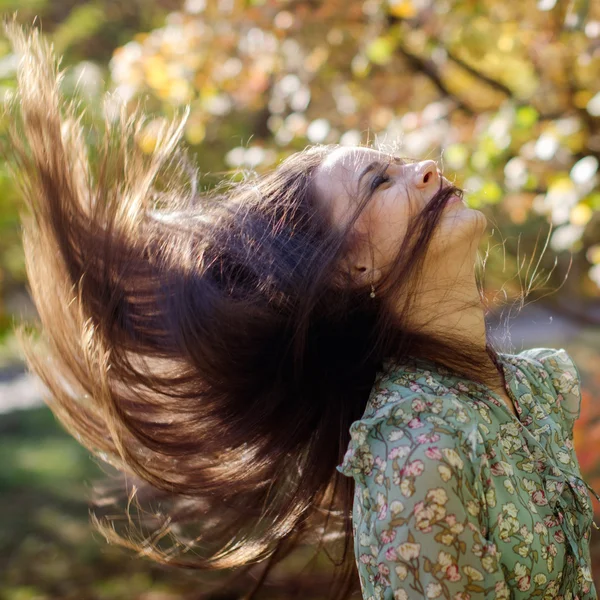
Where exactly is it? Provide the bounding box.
[381,528,397,545]
[408,417,425,429]
[388,446,410,460]
[385,546,397,561]
[446,514,457,527]
[403,459,424,477]
[425,446,442,460]
[409,382,423,393]
[456,382,469,392]
[517,575,531,591]
[446,564,461,582]
[378,562,390,576]
[532,490,548,505]
[359,553,371,564]
[411,398,427,412]
[534,522,546,534]
[416,432,441,444]
[553,529,565,543]
[544,515,558,528]
[490,462,505,476]
[485,542,498,556]
[374,456,386,470]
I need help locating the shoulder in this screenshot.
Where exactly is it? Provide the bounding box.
[514,346,583,427]
[337,363,485,487]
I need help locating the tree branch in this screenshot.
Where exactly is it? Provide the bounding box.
[443,47,513,97]
[396,45,474,115]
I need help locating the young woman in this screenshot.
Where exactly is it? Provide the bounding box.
[4,23,599,600]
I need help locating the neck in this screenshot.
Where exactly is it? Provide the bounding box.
[397,247,504,389]
[406,260,486,346]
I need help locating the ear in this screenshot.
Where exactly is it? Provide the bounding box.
[350,264,382,287]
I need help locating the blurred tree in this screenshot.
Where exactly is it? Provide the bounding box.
[0,0,180,343]
[0,0,599,338]
[103,0,600,313]
[1,2,600,594]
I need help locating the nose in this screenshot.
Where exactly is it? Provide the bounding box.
[414,160,440,191]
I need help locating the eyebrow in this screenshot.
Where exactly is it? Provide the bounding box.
[357,156,404,189]
[358,161,383,183]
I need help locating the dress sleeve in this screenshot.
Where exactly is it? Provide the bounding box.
[517,347,583,441]
[341,408,509,600]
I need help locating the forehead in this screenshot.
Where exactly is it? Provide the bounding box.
[319,146,386,177]
[314,146,387,204]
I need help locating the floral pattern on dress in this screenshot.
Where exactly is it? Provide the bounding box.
[337,347,598,600]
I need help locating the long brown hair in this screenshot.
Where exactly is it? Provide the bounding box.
[3,20,509,599]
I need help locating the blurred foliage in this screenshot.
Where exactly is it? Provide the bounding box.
[98,0,600,302]
[0,0,597,345]
[0,405,349,599]
[0,2,599,596]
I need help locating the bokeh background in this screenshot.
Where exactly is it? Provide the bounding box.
[0,0,599,598]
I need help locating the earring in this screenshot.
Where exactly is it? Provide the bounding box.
[370,283,376,299]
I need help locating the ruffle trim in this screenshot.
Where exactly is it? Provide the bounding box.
[516,347,583,438]
[336,388,450,483]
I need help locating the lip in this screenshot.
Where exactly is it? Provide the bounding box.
[443,192,465,208]
[446,195,464,206]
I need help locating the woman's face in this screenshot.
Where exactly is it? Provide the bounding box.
[312,146,487,286]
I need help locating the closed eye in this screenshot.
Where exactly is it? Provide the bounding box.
[371,173,391,190]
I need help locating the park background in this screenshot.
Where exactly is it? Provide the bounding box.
[0,0,599,598]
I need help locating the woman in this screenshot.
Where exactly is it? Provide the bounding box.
[3,22,599,600]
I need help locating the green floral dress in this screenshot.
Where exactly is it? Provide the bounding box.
[337,348,599,600]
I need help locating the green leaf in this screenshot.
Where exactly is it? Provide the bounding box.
[583,192,600,210]
[466,584,485,593]
[444,143,469,169]
[480,181,503,204]
[52,1,107,54]
[366,36,396,66]
[516,105,539,129]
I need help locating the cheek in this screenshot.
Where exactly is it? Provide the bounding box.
[366,195,411,261]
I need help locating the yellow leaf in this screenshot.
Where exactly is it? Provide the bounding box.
[137,119,166,155]
[570,204,593,226]
[168,79,193,104]
[185,122,206,145]
[388,0,417,19]
[138,132,157,155]
[366,36,396,66]
[145,55,169,90]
